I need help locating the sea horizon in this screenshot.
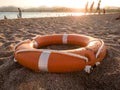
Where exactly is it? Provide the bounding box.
[0,11,119,20]
[0,12,87,20]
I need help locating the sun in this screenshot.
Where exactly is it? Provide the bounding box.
[64,1,86,9]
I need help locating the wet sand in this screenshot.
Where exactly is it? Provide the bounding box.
[0,13,120,90]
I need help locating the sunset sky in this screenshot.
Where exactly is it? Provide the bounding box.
[0,0,120,8]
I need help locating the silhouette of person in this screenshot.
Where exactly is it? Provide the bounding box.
[103,8,105,14]
[4,15,7,19]
[85,2,89,14]
[18,8,22,18]
[90,1,94,13]
[96,0,101,14]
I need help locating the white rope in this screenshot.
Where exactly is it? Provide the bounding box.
[13,58,17,62]
[95,62,100,66]
[95,40,104,58]
[15,49,89,63]
[84,65,92,73]
[32,35,41,39]
[61,52,89,62]
[13,39,30,51]
[32,40,39,48]
[88,39,104,59]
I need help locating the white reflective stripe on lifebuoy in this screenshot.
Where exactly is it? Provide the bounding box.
[38,51,51,71]
[62,34,68,44]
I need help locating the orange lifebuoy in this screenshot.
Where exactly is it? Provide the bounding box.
[14,34,107,73]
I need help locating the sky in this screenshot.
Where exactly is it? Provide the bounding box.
[0,0,120,9]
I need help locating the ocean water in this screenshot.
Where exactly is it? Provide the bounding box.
[0,12,85,20]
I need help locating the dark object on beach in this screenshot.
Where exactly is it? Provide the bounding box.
[103,9,105,14]
[90,1,94,13]
[116,15,120,20]
[18,8,22,18]
[96,0,101,14]
[85,2,89,14]
[4,16,7,19]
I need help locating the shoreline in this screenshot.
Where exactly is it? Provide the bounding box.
[0,12,119,20]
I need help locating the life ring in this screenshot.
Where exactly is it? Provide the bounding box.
[14,34,107,73]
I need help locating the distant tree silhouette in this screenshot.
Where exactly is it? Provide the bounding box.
[96,0,101,14]
[85,2,89,14]
[90,1,94,13]
[18,8,22,18]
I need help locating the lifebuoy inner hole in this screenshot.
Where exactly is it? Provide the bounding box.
[39,44,81,50]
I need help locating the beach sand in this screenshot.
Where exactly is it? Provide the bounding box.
[0,13,120,90]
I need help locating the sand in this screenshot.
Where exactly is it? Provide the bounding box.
[0,13,120,90]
